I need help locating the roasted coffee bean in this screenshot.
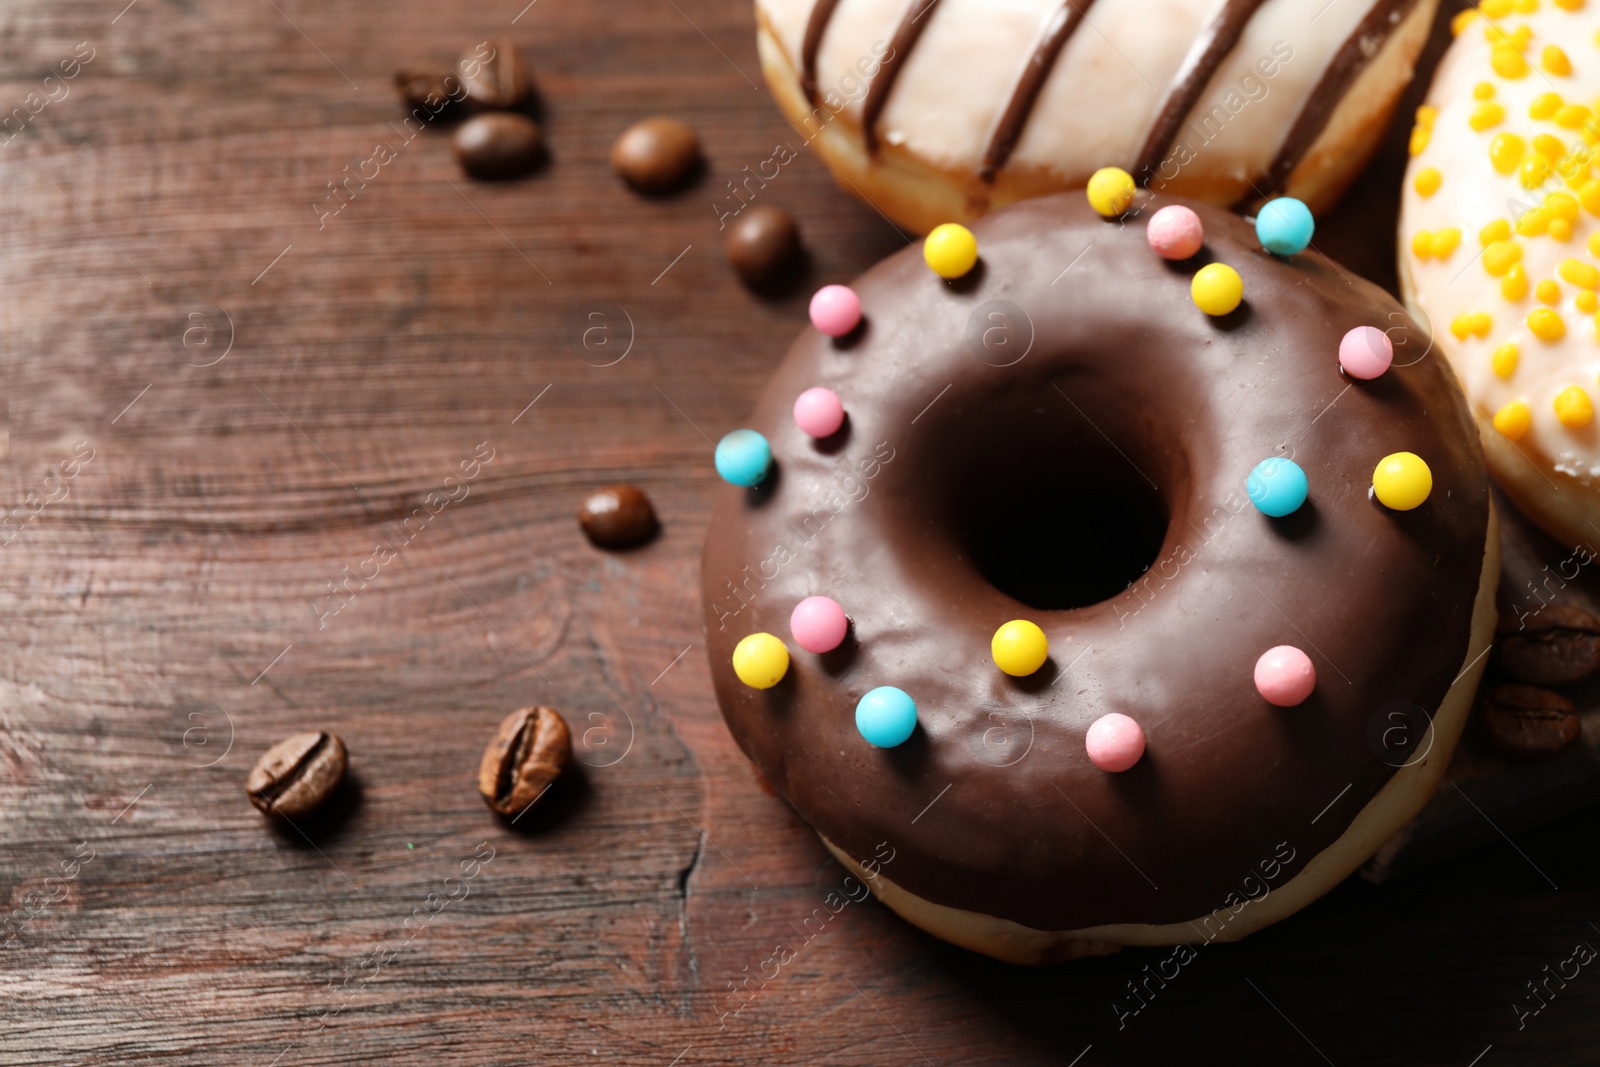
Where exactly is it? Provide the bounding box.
[457,39,531,110]
[1495,604,1600,685]
[725,205,801,286]
[1481,685,1581,759]
[247,731,348,819]
[611,117,701,193]
[393,67,457,111]
[452,112,544,180]
[579,484,658,549]
[479,707,571,816]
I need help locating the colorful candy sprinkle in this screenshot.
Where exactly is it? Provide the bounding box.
[1085,713,1145,772]
[923,223,978,279]
[856,686,917,748]
[1372,452,1432,511]
[714,428,772,487]
[1339,326,1394,380]
[1246,457,1308,517]
[1254,646,1316,707]
[793,386,846,438]
[1086,167,1136,218]
[790,595,849,654]
[991,620,1049,677]
[1255,197,1315,256]
[1145,205,1204,260]
[809,284,862,337]
[732,632,789,689]
[1192,263,1243,316]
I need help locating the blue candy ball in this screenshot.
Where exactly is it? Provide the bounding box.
[1247,457,1309,517]
[856,686,917,748]
[714,429,772,487]
[1256,197,1314,256]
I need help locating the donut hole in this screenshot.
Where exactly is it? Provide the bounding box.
[946,407,1169,612]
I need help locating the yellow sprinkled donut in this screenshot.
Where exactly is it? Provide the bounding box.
[1401,0,1600,550]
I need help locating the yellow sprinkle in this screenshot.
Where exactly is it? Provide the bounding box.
[1471,311,1493,336]
[1513,0,1538,12]
[1493,341,1521,378]
[1485,240,1524,275]
[1557,105,1593,129]
[1454,8,1484,32]
[1482,218,1514,244]
[1475,81,1498,101]
[1549,191,1581,220]
[1536,133,1569,158]
[1494,400,1533,440]
[1512,25,1534,49]
[1538,278,1564,304]
[1505,263,1532,299]
[1472,102,1507,130]
[1451,314,1474,340]
[1412,230,1434,258]
[1493,45,1531,78]
[1522,155,1553,187]
[1491,133,1526,173]
[1531,307,1569,340]
[1430,228,1462,259]
[1551,217,1575,240]
[1416,105,1439,128]
[1554,0,1583,9]
[1556,385,1594,426]
[1531,92,1565,119]
[1559,152,1591,183]
[1413,168,1442,197]
[1588,229,1600,255]
[1561,258,1600,288]
[1545,45,1574,75]
[1481,0,1513,17]
[1580,290,1599,313]
[1410,123,1431,156]
[1518,208,1549,236]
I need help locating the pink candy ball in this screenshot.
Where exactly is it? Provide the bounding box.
[790,596,849,654]
[1254,645,1316,707]
[1085,712,1146,772]
[1145,205,1205,261]
[793,386,846,438]
[1339,325,1394,380]
[809,284,862,338]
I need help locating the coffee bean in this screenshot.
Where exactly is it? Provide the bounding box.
[393,67,458,112]
[725,205,801,286]
[611,117,701,193]
[579,485,658,549]
[1495,604,1600,685]
[1481,685,1580,759]
[452,112,544,180]
[479,707,571,816]
[457,39,531,110]
[247,731,348,819]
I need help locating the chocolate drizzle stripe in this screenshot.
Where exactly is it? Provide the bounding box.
[1243,0,1424,206]
[1132,0,1272,186]
[979,0,1098,182]
[861,0,942,155]
[800,0,845,103]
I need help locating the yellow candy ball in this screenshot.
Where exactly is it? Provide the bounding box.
[1086,167,1136,218]
[923,223,978,279]
[991,620,1049,677]
[1192,263,1244,316]
[732,632,789,689]
[1372,452,1433,511]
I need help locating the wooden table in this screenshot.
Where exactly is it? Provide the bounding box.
[3,1,1595,1063]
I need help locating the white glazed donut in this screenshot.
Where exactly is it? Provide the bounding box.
[1400,1,1600,552]
[754,0,1440,233]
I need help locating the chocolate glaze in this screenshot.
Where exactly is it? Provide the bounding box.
[800,0,844,103]
[861,0,942,155]
[979,0,1098,183]
[1134,0,1272,185]
[701,193,1489,931]
[1246,0,1424,205]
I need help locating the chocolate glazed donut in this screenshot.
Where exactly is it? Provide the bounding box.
[701,193,1498,963]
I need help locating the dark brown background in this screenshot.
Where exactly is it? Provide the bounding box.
[1,0,1594,1064]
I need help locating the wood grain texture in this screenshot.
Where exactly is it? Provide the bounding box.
[0,0,1595,1064]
